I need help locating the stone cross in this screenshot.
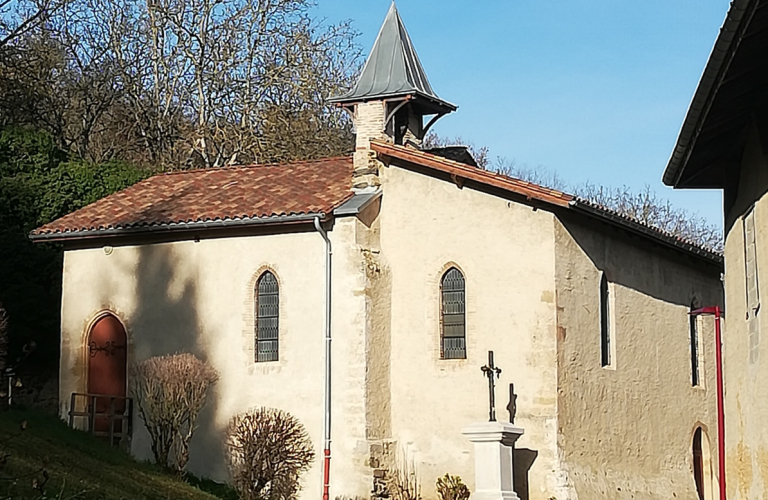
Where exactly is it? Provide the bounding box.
[481,350,502,422]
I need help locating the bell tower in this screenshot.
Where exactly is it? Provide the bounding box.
[329,2,456,191]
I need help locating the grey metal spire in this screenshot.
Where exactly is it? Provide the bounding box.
[329,2,455,112]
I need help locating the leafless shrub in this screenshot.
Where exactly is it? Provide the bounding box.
[226,407,315,500]
[385,451,421,500]
[130,353,218,472]
[436,474,469,500]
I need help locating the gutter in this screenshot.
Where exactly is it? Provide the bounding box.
[28,213,324,243]
[663,0,759,186]
[313,216,333,500]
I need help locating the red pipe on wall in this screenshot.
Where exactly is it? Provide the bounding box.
[323,448,331,500]
[691,306,726,500]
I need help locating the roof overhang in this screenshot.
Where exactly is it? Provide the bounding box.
[29,213,328,243]
[663,0,768,188]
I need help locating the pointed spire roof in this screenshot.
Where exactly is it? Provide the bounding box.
[329,3,456,112]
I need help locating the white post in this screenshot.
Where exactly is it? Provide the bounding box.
[462,421,525,500]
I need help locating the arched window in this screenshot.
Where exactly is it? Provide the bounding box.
[255,271,279,362]
[441,267,466,359]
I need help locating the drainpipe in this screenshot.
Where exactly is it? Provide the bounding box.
[314,216,332,500]
[690,306,725,500]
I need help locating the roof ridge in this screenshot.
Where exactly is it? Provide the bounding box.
[370,140,721,262]
[153,155,353,177]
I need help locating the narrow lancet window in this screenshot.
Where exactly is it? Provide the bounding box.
[441,267,466,359]
[600,271,612,367]
[256,271,279,362]
[690,304,700,386]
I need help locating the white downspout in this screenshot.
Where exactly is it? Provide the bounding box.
[314,216,332,500]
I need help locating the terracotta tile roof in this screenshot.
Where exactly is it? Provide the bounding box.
[371,141,722,264]
[31,157,353,240]
[370,140,574,207]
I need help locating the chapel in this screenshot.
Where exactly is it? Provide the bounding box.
[33,4,724,500]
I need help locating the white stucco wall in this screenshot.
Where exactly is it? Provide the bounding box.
[376,163,561,500]
[59,224,371,499]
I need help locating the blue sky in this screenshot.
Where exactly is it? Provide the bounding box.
[313,0,730,228]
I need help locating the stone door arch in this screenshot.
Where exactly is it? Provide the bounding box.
[693,426,714,500]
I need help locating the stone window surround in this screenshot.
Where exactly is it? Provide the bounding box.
[242,265,286,369]
[432,261,474,364]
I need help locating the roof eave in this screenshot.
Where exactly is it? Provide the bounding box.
[663,0,758,187]
[570,200,723,265]
[328,90,457,113]
[29,213,329,243]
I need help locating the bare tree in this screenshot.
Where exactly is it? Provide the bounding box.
[130,353,219,472]
[1,0,359,167]
[574,183,723,252]
[77,0,359,167]
[0,0,64,49]
[226,407,315,500]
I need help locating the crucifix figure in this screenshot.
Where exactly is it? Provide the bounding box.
[481,350,502,422]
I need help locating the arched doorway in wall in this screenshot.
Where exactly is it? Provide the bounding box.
[87,313,127,434]
[693,426,714,500]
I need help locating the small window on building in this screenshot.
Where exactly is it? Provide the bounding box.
[744,207,760,317]
[744,208,761,364]
[441,267,466,359]
[255,271,279,362]
[690,305,700,387]
[600,271,612,367]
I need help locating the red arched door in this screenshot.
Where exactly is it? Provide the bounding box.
[87,314,127,434]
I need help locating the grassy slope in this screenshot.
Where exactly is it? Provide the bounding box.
[0,408,236,500]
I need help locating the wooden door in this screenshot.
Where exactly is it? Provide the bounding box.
[87,314,127,434]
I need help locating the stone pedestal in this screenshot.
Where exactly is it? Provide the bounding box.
[462,421,525,500]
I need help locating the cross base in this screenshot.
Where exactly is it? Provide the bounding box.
[462,421,525,500]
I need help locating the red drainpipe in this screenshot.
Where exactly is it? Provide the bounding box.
[691,306,725,500]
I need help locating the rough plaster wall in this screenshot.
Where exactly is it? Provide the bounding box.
[378,164,561,500]
[59,226,371,499]
[722,125,768,499]
[554,217,722,500]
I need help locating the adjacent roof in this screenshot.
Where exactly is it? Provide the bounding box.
[372,141,723,264]
[30,157,353,241]
[663,0,768,188]
[423,146,479,167]
[371,141,574,208]
[328,2,456,113]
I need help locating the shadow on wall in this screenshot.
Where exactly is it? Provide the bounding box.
[128,241,228,480]
[513,448,538,500]
[557,213,724,308]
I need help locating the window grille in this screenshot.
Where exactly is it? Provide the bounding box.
[256,271,279,362]
[599,272,611,367]
[441,267,466,359]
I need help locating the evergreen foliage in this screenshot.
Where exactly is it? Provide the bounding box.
[0,126,147,366]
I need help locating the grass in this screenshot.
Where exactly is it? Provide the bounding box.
[0,407,238,500]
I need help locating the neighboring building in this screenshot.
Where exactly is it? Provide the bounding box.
[663,0,768,498]
[34,4,723,500]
